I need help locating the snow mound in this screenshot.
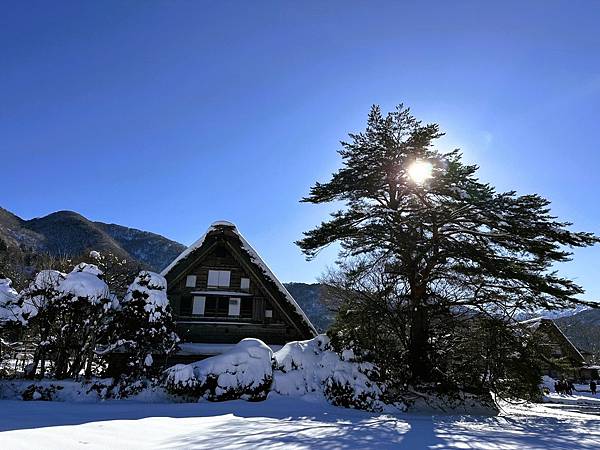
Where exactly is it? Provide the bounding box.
[58,267,109,305]
[0,278,19,323]
[164,338,273,401]
[272,335,384,410]
[0,278,18,306]
[32,270,65,290]
[164,335,383,410]
[8,270,67,324]
[71,263,104,277]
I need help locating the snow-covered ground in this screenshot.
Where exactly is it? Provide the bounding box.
[1,395,599,449]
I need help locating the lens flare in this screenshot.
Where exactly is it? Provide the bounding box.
[407,160,433,184]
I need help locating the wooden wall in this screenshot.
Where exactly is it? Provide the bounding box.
[167,241,304,344]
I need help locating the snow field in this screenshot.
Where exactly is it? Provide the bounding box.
[1,395,600,449]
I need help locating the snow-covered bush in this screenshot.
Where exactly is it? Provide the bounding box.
[12,270,66,378]
[0,278,20,324]
[21,383,64,401]
[273,335,384,411]
[85,250,139,297]
[0,278,22,375]
[11,263,116,379]
[112,271,179,377]
[51,263,116,378]
[163,336,384,410]
[164,339,273,401]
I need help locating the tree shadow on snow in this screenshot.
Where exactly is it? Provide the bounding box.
[2,399,600,449]
[164,412,444,450]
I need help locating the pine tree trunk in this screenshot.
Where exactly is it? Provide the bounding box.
[408,284,430,383]
[25,348,41,379]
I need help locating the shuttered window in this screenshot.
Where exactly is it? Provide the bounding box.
[207,270,231,288]
[192,296,205,315]
[185,275,197,288]
[229,298,241,316]
[240,277,250,290]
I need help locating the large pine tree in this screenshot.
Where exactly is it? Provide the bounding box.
[297,104,599,384]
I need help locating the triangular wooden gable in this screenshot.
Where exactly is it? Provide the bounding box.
[162,221,317,338]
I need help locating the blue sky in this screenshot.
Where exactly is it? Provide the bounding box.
[1,1,599,297]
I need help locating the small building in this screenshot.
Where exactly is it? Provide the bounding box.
[521,317,586,379]
[161,221,317,360]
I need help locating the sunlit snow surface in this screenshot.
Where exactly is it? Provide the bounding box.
[1,395,599,449]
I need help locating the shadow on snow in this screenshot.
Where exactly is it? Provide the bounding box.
[0,398,599,449]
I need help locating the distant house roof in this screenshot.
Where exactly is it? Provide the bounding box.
[161,221,317,336]
[521,317,585,363]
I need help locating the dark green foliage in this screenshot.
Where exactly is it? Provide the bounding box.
[163,371,272,402]
[113,271,179,377]
[298,104,598,395]
[324,380,379,411]
[83,251,140,297]
[21,383,64,401]
[440,316,544,402]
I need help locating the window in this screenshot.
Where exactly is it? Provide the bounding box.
[192,296,205,315]
[185,275,197,288]
[180,295,192,315]
[265,309,273,318]
[199,296,253,318]
[205,297,229,316]
[240,277,250,290]
[229,298,241,316]
[240,298,253,318]
[207,270,231,288]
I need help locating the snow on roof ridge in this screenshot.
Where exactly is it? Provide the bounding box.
[211,220,236,227]
[519,317,545,324]
[232,227,317,335]
[160,228,211,276]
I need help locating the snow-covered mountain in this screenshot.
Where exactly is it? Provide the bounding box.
[0,207,185,272]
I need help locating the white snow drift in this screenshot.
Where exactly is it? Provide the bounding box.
[164,335,383,409]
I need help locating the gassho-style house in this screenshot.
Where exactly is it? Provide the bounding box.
[160,221,317,362]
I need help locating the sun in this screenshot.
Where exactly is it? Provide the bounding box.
[407,160,433,184]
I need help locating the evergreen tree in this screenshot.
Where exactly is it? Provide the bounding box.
[51,263,115,379]
[115,271,179,377]
[297,104,599,387]
[16,269,66,378]
[85,250,140,297]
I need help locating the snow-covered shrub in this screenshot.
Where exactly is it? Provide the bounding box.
[21,383,64,401]
[272,335,384,411]
[3,271,66,378]
[164,339,273,401]
[29,263,115,379]
[162,364,203,399]
[85,250,139,297]
[0,277,20,324]
[111,271,179,377]
[0,278,22,375]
